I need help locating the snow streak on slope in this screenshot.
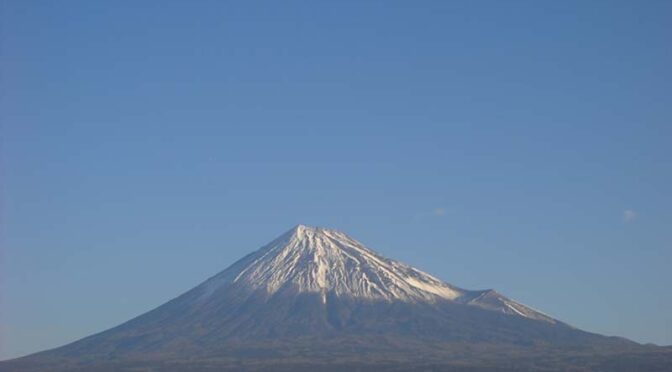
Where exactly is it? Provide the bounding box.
[461,289,557,323]
[200,225,556,323]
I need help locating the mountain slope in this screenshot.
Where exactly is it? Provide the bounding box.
[3,224,665,372]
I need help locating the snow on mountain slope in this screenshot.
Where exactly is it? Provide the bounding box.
[200,224,556,323]
[459,289,558,323]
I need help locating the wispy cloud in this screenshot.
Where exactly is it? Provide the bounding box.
[623,209,637,223]
[434,208,446,217]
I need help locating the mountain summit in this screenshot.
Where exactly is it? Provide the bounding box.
[200,224,554,321]
[4,225,664,372]
[207,224,465,302]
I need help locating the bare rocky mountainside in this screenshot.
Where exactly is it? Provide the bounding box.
[3,225,671,371]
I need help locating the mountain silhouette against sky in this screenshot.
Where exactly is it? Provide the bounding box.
[2,225,670,371]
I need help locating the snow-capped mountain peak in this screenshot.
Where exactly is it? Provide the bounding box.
[198,225,556,324]
[203,224,464,302]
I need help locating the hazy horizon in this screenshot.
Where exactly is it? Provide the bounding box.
[1,0,670,361]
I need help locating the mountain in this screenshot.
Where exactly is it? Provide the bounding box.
[2,225,670,371]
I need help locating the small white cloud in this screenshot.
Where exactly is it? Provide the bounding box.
[623,209,637,223]
[434,208,446,217]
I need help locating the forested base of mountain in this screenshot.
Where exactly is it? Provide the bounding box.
[3,344,670,372]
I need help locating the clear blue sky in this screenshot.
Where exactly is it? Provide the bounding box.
[1,0,670,360]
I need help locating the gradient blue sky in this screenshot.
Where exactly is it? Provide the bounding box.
[1,0,671,360]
